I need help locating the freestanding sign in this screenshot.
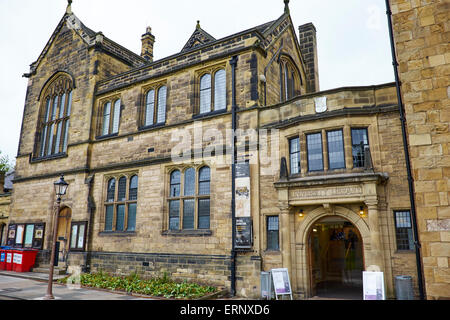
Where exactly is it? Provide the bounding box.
[271,268,293,300]
[363,271,385,300]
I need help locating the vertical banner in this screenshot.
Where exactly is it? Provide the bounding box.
[235,161,252,249]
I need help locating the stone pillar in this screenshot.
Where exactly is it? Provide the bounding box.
[280,206,292,278]
[365,200,385,272]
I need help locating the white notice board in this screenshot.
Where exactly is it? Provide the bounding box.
[363,271,385,300]
[271,268,292,300]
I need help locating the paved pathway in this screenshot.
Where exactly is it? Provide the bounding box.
[0,271,151,300]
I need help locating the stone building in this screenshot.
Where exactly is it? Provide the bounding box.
[0,171,13,245]
[8,1,424,299]
[389,0,449,300]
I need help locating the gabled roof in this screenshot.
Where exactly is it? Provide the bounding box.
[181,21,216,52]
[25,10,147,77]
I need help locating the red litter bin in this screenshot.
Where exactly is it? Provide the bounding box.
[12,249,38,273]
[5,249,14,271]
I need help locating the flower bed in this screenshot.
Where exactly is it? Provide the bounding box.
[58,271,217,299]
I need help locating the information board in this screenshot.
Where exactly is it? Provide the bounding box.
[363,271,385,300]
[271,268,293,300]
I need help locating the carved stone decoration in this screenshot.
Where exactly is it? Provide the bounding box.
[181,23,216,52]
[314,96,327,113]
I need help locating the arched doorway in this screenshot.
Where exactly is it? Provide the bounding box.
[57,207,72,263]
[308,215,364,299]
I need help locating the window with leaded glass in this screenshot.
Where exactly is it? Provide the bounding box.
[306,132,324,171]
[100,98,121,137]
[167,166,211,231]
[104,174,138,232]
[280,58,300,102]
[143,86,167,127]
[327,129,345,170]
[266,216,279,251]
[394,210,415,251]
[351,128,369,168]
[199,69,226,114]
[36,73,73,159]
[289,137,301,175]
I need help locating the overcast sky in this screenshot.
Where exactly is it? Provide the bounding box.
[0,0,394,164]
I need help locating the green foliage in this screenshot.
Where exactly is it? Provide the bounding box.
[0,150,13,173]
[58,271,217,299]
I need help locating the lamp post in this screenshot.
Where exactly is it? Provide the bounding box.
[44,174,69,300]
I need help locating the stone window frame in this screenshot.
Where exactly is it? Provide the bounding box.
[139,80,168,129]
[265,215,280,252]
[279,54,302,102]
[393,210,415,251]
[326,128,346,170]
[163,164,212,235]
[34,73,73,160]
[288,135,301,175]
[96,94,122,139]
[193,63,227,117]
[350,127,370,169]
[102,171,139,234]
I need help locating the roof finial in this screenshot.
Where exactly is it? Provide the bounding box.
[66,0,73,14]
[284,0,290,14]
[196,20,201,29]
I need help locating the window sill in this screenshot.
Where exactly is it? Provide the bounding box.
[264,249,281,255]
[161,229,212,237]
[192,108,228,120]
[96,133,119,141]
[98,231,137,237]
[31,153,68,163]
[138,122,165,132]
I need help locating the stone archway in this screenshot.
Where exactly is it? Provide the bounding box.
[294,205,371,298]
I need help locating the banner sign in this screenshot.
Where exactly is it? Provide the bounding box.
[235,217,252,249]
[235,162,251,218]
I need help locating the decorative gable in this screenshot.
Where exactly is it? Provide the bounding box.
[181,21,216,52]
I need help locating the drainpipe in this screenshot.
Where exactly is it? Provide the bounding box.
[229,55,239,297]
[384,0,425,300]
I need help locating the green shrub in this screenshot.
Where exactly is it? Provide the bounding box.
[58,271,217,299]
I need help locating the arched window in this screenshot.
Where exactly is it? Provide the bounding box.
[104,174,138,232]
[280,58,300,102]
[144,85,167,127]
[167,166,211,231]
[199,74,212,114]
[100,98,121,136]
[198,69,226,114]
[36,74,73,158]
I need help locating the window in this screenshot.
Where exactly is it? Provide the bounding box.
[144,86,167,127]
[168,166,211,231]
[306,132,324,171]
[104,174,138,232]
[36,74,73,158]
[100,99,121,136]
[327,130,345,170]
[394,210,415,251]
[199,69,226,114]
[280,59,299,102]
[266,216,279,250]
[70,222,87,251]
[289,137,301,175]
[351,128,369,168]
[6,223,45,249]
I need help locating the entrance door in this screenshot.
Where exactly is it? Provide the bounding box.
[308,216,363,299]
[56,207,71,263]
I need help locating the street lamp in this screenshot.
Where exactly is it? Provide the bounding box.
[44,174,69,300]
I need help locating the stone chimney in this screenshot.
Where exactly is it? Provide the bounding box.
[299,23,319,93]
[141,26,155,62]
